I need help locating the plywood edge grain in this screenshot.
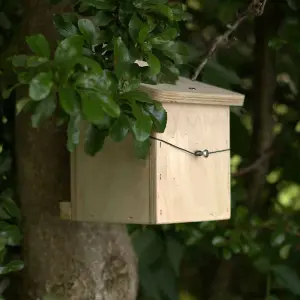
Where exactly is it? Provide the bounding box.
[155,211,231,224]
[70,150,79,221]
[140,77,244,107]
[149,138,158,224]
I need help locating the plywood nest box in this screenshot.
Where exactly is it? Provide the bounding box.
[60,77,244,224]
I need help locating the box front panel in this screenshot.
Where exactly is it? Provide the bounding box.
[154,103,230,223]
[72,133,151,224]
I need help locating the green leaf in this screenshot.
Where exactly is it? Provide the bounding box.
[75,71,117,93]
[76,57,102,73]
[80,0,116,11]
[54,35,84,62]
[155,264,178,300]
[2,84,20,100]
[272,265,300,295]
[80,90,120,121]
[152,4,173,21]
[29,72,53,101]
[53,14,79,38]
[114,37,131,79]
[84,125,108,156]
[280,244,292,260]
[138,26,150,44]
[67,114,81,152]
[0,221,22,246]
[171,3,192,21]
[223,248,232,260]
[153,41,189,64]
[31,95,57,128]
[139,268,160,300]
[0,206,11,220]
[0,197,21,221]
[212,236,226,247]
[271,233,285,247]
[147,53,161,76]
[166,236,184,276]
[91,11,114,27]
[150,28,178,44]
[75,73,108,91]
[0,260,24,275]
[59,86,79,115]
[160,59,180,82]
[18,72,34,84]
[145,102,167,133]
[80,90,105,122]
[11,55,29,67]
[78,19,97,45]
[131,228,164,267]
[16,98,31,115]
[27,56,48,68]
[134,138,151,159]
[120,90,154,104]
[26,34,51,58]
[129,14,144,41]
[129,103,153,142]
[109,115,129,142]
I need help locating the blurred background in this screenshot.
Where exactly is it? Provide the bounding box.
[129,0,300,299]
[1,0,300,299]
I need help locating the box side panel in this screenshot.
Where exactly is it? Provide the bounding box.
[71,131,151,224]
[155,104,230,223]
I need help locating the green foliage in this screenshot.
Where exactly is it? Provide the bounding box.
[0,0,21,50]
[0,104,23,298]
[130,1,300,300]
[2,0,300,300]
[9,0,191,159]
[130,227,184,300]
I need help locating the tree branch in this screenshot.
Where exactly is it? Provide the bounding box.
[232,150,275,177]
[192,0,268,81]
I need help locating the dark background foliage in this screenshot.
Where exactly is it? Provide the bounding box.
[130,1,300,300]
[1,0,300,299]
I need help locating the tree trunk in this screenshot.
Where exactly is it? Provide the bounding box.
[247,1,283,209]
[15,1,138,299]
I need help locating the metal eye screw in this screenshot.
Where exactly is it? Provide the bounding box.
[203,150,209,158]
[194,150,203,157]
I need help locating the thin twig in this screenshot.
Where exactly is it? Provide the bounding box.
[192,0,268,81]
[232,149,275,177]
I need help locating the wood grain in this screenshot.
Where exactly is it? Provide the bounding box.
[140,77,244,106]
[71,130,153,224]
[66,78,244,224]
[153,103,231,223]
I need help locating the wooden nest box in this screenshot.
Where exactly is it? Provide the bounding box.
[60,77,244,224]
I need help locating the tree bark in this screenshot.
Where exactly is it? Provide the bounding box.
[247,1,283,209]
[15,1,138,299]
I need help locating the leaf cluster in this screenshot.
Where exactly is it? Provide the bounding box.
[8,0,191,158]
[0,117,23,299]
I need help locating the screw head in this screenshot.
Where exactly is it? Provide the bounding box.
[203,150,209,158]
